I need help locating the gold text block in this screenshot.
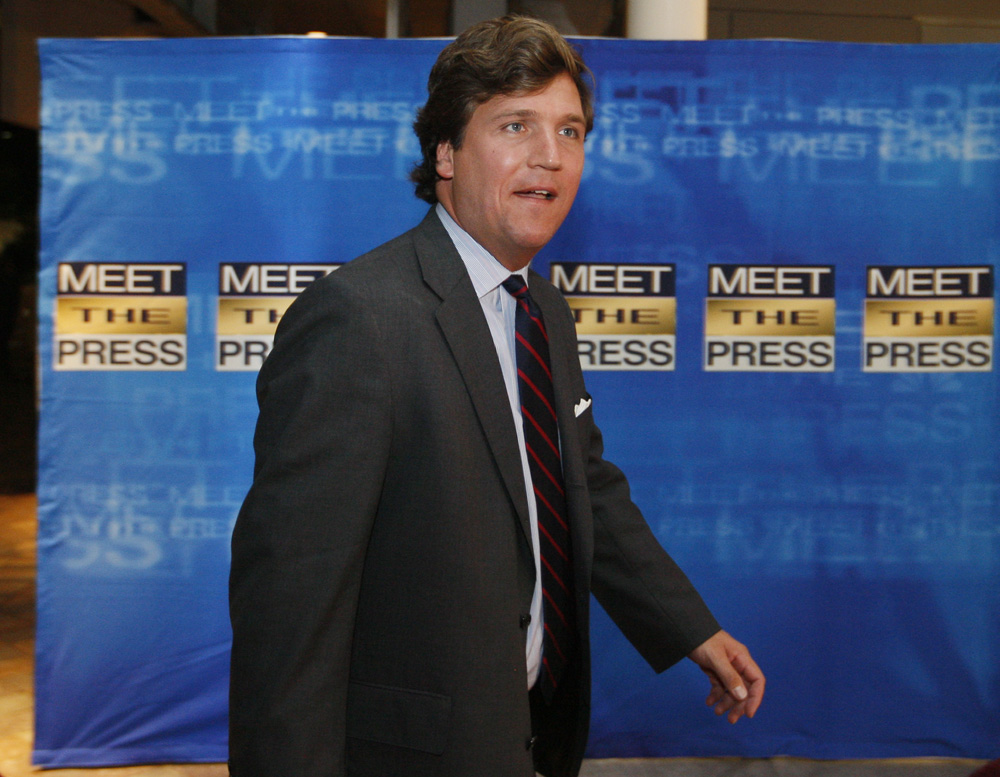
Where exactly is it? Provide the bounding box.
[864,299,994,337]
[567,296,675,335]
[706,298,835,336]
[56,296,186,334]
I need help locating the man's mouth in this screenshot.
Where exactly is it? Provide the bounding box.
[516,189,555,200]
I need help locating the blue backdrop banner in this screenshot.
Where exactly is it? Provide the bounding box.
[36,36,999,767]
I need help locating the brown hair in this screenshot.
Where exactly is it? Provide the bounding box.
[410,15,594,204]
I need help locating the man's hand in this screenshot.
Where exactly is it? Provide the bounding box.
[688,630,765,724]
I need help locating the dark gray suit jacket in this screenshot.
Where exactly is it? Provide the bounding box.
[229,209,720,777]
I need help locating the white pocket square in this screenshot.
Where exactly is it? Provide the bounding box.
[574,397,592,417]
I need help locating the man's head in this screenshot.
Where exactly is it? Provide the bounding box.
[412,16,594,270]
[411,15,594,206]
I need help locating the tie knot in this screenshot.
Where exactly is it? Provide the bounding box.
[502,274,528,299]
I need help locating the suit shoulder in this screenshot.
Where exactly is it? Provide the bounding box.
[286,222,426,319]
[257,231,420,391]
[324,227,420,291]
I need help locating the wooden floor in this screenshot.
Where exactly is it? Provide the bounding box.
[0,492,990,777]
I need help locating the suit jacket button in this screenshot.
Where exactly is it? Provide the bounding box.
[526,735,538,750]
[519,613,531,629]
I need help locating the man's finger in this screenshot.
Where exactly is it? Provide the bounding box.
[711,658,748,702]
[705,686,727,707]
[726,700,748,724]
[735,654,766,718]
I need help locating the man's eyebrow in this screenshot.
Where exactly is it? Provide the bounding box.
[491,108,539,122]
[490,108,587,126]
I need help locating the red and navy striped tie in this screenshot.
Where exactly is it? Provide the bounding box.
[502,274,575,700]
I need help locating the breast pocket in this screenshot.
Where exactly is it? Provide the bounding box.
[571,392,594,474]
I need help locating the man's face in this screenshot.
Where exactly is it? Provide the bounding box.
[435,73,586,271]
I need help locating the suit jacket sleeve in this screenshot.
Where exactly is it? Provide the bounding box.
[585,415,721,673]
[229,273,389,777]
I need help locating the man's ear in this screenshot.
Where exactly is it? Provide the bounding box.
[435,141,454,180]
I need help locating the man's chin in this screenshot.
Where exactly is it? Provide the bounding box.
[514,232,561,260]
[517,222,569,252]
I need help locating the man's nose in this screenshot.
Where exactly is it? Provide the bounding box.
[528,130,562,170]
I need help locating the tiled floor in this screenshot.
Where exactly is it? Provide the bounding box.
[0,492,991,777]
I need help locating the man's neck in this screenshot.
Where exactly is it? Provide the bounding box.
[434,200,534,272]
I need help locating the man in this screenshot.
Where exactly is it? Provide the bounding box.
[229,15,764,777]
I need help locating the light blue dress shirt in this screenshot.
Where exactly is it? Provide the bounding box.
[436,203,545,689]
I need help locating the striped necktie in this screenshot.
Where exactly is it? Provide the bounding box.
[502,274,575,700]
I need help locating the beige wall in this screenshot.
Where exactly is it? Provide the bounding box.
[709,0,1000,42]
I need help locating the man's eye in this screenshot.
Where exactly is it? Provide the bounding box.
[507,122,524,132]
[560,127,580,138]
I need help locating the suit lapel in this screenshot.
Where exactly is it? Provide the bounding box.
[412,211,533,545]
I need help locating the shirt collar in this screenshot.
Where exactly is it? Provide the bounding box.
[436,203,528,299]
